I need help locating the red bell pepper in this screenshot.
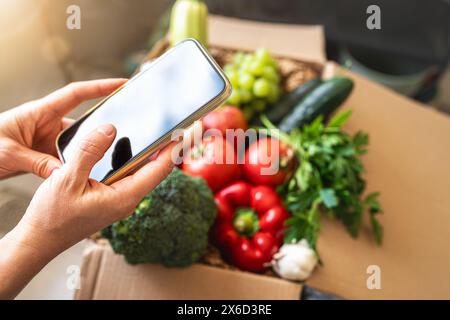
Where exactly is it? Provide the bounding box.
[212,181,290,272]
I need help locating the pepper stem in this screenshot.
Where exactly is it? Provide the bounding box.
[233,208,259,237]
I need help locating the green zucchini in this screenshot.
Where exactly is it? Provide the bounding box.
[279,77,354,132]
[266,78,322,125]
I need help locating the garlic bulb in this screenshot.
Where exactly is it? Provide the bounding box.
[272,239,318,281]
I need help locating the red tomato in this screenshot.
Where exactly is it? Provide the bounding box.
[182,136,240,192]
[243,137,296,187]
[203,105,248,136]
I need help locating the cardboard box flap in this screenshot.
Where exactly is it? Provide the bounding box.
[209,15,326,64]
[76,243,302,300]
[307,62,450,299]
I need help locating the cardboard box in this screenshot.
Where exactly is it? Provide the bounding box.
[76,16,450,300]
[76,243,302,300]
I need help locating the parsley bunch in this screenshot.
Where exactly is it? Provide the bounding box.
[262,110,383,252]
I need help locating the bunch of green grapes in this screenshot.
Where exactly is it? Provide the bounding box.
[224,48,282,119]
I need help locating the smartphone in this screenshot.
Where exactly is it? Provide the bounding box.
[56,39,231,184]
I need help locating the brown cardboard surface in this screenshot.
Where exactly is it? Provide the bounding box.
[307,63,450,299]
[209,15,326,64]
[75,243,302,300]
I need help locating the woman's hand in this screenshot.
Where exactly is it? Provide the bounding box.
[0,78,127,179]
[0,123,176,299]
[21,125,175,251]
[0,79,177,299]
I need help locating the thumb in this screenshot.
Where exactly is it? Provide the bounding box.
[17,147,62,179]
[67,124,116,181]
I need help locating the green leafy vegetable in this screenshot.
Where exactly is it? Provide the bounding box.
[262,110,383,251]
[102,168,217,266]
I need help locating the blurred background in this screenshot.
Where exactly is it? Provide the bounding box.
[0,0,449,299]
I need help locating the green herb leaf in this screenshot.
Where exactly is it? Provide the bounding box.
[365,192,382,214]
[353,131,369,154]
[370,214,383,245]
[283,202,321,251]
[328,109,352,128]
[319,188,338,208]
[296,161,314,190]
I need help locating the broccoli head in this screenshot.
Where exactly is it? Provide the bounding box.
[102,168,216,267]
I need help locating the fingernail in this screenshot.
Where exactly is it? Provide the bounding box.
[98,124,115,137]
